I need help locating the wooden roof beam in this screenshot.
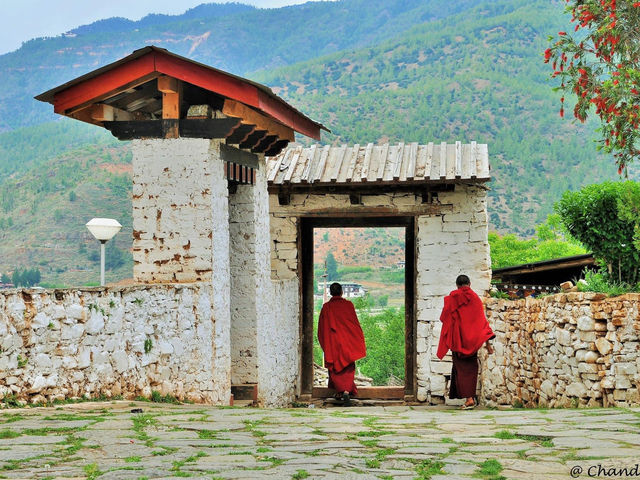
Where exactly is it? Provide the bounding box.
[223,99,294,142]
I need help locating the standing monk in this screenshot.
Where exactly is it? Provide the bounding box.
[318,282,366,406]
[437,275,495,410]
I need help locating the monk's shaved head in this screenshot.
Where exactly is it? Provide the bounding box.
[330,282,343,296]
[456,275,471,287]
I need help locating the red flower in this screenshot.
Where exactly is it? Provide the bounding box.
[558,31,567,35]
[544,48,552,62]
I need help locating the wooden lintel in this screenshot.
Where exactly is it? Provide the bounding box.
[223,99,294,142]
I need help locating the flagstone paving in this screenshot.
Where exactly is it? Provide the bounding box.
[0,401,638,479]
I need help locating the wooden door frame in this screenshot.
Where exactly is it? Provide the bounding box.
[299,215,417,400]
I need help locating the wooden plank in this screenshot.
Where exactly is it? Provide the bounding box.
[313,386,405,400]
[344,143,360,182]
[360,143,374,182]
[479,143,490,178]
[461,143,471,179]
[454,141,462,178]
[291,147,309,183]
[376,144,390,181]
[267,149,287,183]
[470,141,478,178]
[300,145,317,184]
[283,148,302,183]
[392,142,404,180]
[406,142,418,181]
[439,142,447,179]
[329,145,347,183]
[425,142,434,180]
[446,143,456,179]
[223,98,295,142]
[312,145,330,183]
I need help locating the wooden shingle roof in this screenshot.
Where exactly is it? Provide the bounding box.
[267,141,490,187]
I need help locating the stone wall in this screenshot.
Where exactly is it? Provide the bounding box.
[131,138,228,284]
[0,284,231,405]
[481,293,640,407]
[269,185,491,403]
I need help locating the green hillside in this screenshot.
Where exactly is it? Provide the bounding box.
[252,0,628,233]
[0,0,633,285]
[0,0,479,131]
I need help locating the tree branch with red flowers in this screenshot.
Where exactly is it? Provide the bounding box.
[545,0,640,173]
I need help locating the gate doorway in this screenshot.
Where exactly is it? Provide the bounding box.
[300,216,416,401]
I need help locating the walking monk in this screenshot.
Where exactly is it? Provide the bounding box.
[318,282,366,406]
[437,275,495,410]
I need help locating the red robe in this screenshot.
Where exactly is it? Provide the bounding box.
[437,286,495,360]
[318,296,366,394]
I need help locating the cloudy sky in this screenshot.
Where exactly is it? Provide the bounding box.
[0,0,317,55]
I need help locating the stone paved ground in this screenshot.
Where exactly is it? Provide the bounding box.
[0,401,639,479]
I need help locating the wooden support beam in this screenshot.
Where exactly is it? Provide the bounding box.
[90,104,146,122]
[240,129,267,149]
[223,99,295,142]
[159,76,182,138]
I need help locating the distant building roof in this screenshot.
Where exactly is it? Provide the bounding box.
[492,253,595,286]
[267,142,490,188]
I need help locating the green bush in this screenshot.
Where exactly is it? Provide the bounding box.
[556,181,640,284]
[577,270,640,296]
[358,308,405,385]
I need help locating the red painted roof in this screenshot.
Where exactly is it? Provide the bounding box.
[35,46,327,140]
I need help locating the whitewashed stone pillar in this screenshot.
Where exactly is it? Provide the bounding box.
[131,138,231,404]
[415,186,491,403]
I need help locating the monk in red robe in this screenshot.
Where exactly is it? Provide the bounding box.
[437,275,495,409]
[318,282,366,406]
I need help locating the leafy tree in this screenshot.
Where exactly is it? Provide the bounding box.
[358,308,405,385]
[555,181,640,283]
[325,252,338,281]
[545,0,640,171]
[1,273,10,283]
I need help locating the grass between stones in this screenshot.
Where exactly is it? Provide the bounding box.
[494,430,554,447]
[473,458,506,480]
[414,459,446,479]
[292,470,310,479]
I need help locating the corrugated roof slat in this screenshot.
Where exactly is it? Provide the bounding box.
[267,142,490,186]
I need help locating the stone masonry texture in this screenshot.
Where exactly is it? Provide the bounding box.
[481,293,640,407]
[0,284,230,405]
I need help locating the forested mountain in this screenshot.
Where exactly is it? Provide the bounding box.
[0,0,631,285]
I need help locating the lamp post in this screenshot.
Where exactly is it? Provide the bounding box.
[86,218,122,286]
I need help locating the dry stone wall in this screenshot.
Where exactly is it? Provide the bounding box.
[0,284,230,405]
[269,186,491,403]
[481,293,640,407]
